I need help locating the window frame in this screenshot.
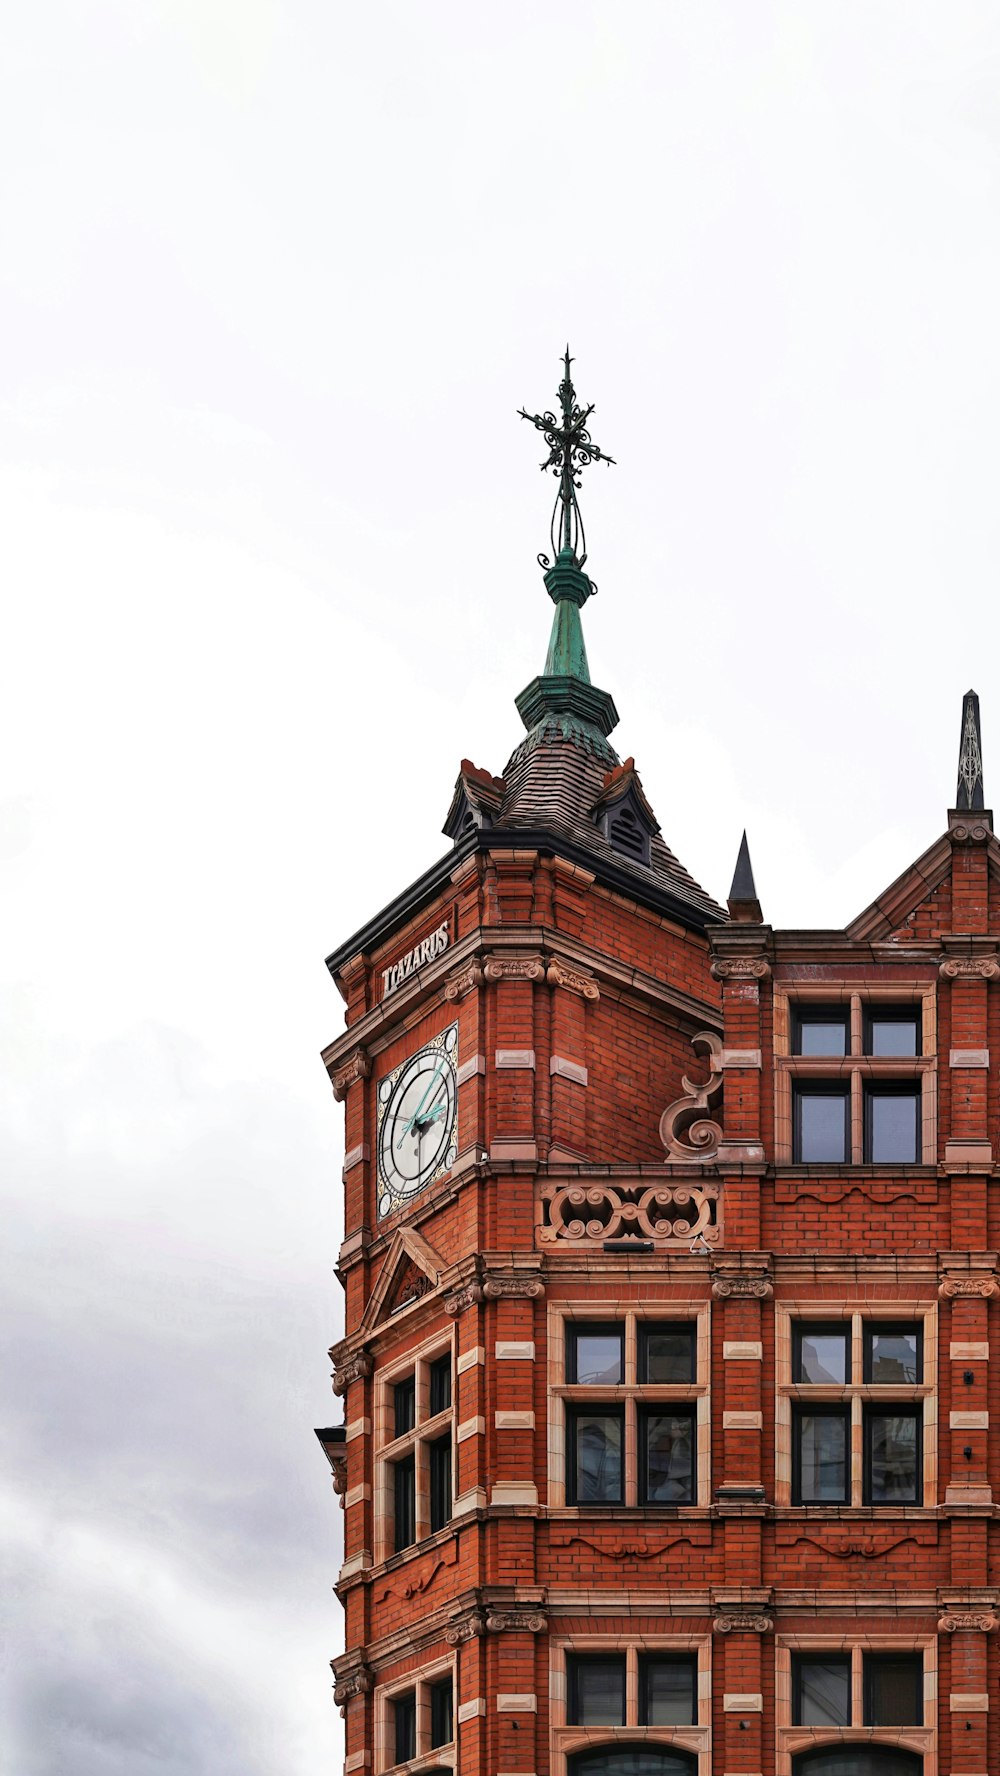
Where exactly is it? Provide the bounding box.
[792,1003,851,1057]
[566,1652,627,1726]
[792,1080,851,1164]
[775,1637,934,1776]
[552,1636,710,1776]
[375,1332,456,1563]
[773,984,936,1167]
[775,1305,937,1509]
[863,1081,921,1165]
[377,1658,457,1774]
[548,1303,711,1511]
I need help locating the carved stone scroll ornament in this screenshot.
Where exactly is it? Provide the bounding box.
[710,957,771,980]
[939,1277,999,1299]
[659,1031,724,1163]
[948,823,992,846]
[546,957,600,1000]
[939,956,1000,978]
[540,1179,720,1246]
[939,1611,998,1633]
[486,1609,546,1634]
[443,960,483,1001]
[445,1607,487,1645]
[332,1348,375,1395]
[443,1280,485,1317]
[711,1274,773,1300]
[332,1664,373,1706]
[483,955,546,983]
[713,1613,772,1634]
[330,1456,348,1500]
[331,1049,372,1102]
[482,1272,545,1301]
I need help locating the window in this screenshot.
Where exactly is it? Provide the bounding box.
[376,1343,455,1559]
[793,1654,850,1726]
[780,1642,930,1776]
[568,1654,626,1725]
[569,1751,697,1776]
[554,1308,708,1508]
[864,1653,922,1725]
[557,1641,705,1776]
[792,1752,922,1776]
[776,989,934,1166]
[639,1655,696,1726]
[381,1665,455,1771]
[778,1310,934,1508]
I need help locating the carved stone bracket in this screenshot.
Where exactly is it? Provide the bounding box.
[546,957,600,1000]
[443,960,483,1001]
[659,1031,724,1163]
[939,955,1000,978]
[938,1276,999,1299]
[939,1612,998,1633]
[482,1271,545,1301]
[444,1607,487,1645]
[331,1049,371,1102]
[713,1612,773,1634]
[711,1273,773,1300]
[483,955,546,983]
[711,957,771,980]
[332,1663,373,1705]
[443,1281,485,1317]
[332,1348,375,1395]
[486,1609,547,1634]
[330,1455,348,1500]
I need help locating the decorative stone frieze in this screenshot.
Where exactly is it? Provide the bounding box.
[443,959,484,1001]
[483,955,546,983]
[539,1178,720,1246]
[443,1281,485,1317]
[939,1612,998,1633]
[939,955,1000,978]
[710,957,771,980]
[331,1050,371,1101]
[332,1348,375,1395]
[659,1031,724,1163]
[714,1612,772,1634]
[546,957,600,1000]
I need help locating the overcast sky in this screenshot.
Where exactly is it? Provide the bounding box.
[4,4,1000,1772]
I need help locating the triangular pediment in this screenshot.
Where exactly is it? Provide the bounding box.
[847,832,953,943]
[359,1226,447,1333]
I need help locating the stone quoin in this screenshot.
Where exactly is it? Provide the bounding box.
[315,352,1000,1776]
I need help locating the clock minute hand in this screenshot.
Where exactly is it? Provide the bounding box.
[396,1059,444,1149]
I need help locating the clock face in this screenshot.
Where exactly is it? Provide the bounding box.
[376,1024,458,1219]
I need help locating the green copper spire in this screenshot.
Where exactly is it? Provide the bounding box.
[511,350,619,766]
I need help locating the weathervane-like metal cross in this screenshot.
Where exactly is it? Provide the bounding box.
[518,347,615,569]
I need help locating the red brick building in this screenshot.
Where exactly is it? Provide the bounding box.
[317,358,998,1776]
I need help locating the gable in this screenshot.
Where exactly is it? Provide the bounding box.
[358,1225,447,1334]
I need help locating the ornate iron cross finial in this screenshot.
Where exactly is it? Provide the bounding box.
[956,689,985,811]
[518,346,615,569]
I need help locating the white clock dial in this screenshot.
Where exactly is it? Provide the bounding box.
[376,1025,458,1217]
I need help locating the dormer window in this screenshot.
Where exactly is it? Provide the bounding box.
[606,800,651,864]
[592,763,660,868]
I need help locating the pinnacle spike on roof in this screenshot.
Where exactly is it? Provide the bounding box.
[955,689,985,811]
[728,830,763,922]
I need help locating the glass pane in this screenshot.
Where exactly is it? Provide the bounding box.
[795,1326,849,1384]
[429,1354,452,1415]
[866,1327,921,1384]
[640,1325,695,1383]
[796,1411,848,1502]
[867,1411,919,1503]
[867,1090,918,1163]
[429,1435,452,1533]
[640,1656,695,1725]
[795,1011,848,1055]
[570,1749,698,1776]
[569,1656,626,1725]
[430,1676,454,1746]
[571,1410,623,1503]
[867,1012,919,1056]
[394,1376,415,1437]
[571,1326,623,1385]
[394,1455,415,1551]
[793,1655,850,1726]
[393,1692,416,1763]
[641,1410,695,1503]
[792,1752,921,1776]
[796,1090,848,1162]
[865,1653,922,1725]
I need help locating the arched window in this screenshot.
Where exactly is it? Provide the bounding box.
[568,1747,697,1776]
[792,1748,922,1776]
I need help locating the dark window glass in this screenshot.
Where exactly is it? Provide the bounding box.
[864,1007,920,1057]
[393,1454,415,1551]
[793,1006,850,1055]
[794,1323,850,1385]
[428,1433,452,1533]
[865,1407,921,1504]
[393,1376,415,1437]
[793,1085,849,1163]
[639,1324,695,1383]
[393,1690,416,1763]
[567,1655,626,1725]
[864,1653,922,1725]
[429,1353,452,1416]
[639,1655,696,1725]
[429,1675,454,1746]
[792,1653,850,1726]
[864,1085,919,1164]
[569,1750,698,1776]
[793,1406,849,1503]
[639,1408,695,1504]
[791,1751,922,1776]
[865,1324,921,1385]
[568,1324,624,1385]
[567,1406,624,1504]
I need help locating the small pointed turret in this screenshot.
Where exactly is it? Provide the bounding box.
[728,830,763,923]
[956,689,985,811]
